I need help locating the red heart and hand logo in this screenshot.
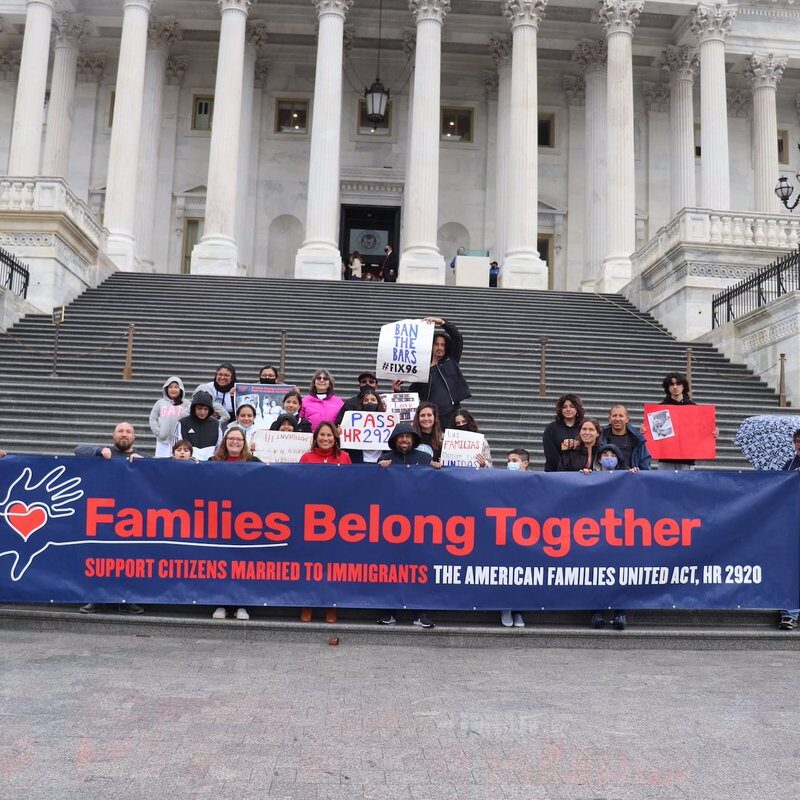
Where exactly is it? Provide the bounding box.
[5,502,48,541]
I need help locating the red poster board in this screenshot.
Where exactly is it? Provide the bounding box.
[643,404,717,461]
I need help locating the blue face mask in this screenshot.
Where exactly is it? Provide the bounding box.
[506,461,522,471]
[600,456,619,470]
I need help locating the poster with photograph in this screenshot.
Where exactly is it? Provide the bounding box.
[643,404,717,460]
[234,383,295,430]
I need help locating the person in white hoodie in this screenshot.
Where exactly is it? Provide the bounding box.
[149,376,191,458]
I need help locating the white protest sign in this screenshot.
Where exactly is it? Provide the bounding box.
[250,430,312,463]
[440,428,485,467]
[375,319,434,383]
[380,392,420,422]
[339,410,397,450]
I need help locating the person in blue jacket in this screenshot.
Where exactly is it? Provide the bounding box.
[600,404,652,471]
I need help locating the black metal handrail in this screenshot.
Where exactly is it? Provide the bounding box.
[0,246,30,300]
[711,249,800,328]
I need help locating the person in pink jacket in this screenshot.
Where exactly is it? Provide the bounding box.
[300,369,344,431]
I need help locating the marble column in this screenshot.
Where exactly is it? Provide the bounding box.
[400,28,415,252]
[8,0,54,176]
[597,0,642,293]
[294,0,352,280]
[691,2,735,211]
[236,21,267,271]
[105,0,153,270]
[500,0,548,290]
[0,52,22,173]
[134,19,180,271]
[191,0,253,276]
[662,45,699,216]
[42,14,88,178]
[490,35,511,266]
[562,75,585,292]
[67,54,106,201]
[573,38,606,289]
[159,55,188,273]
[745,53,786,214]
[398,0,450,285]
[642,82,670,235]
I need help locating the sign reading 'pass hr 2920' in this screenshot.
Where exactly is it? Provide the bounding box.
[0,456,798,611]
[375,319,434,383]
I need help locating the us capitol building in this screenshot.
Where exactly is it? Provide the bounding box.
[0,0,798,346]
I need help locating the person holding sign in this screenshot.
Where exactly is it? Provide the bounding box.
[452,409,492,468]
[342,390,387,464]
[337,370,380,424]
[378,422,433,467]
[300,370,344,432]
[258,365,279,384]
[393,318,471,431]
[210,426,261,463]
[281,390,311,433]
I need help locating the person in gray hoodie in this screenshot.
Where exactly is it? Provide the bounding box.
[149,376,191,458]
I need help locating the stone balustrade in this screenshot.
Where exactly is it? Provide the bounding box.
[0,176,107,249]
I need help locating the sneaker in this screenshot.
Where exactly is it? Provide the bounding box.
[212,607,227,620]
[413,614,435,629]
[122,603,144,615]
[591,612,606,629]
[377,614,396,625]
[500,609,513,628]
[778,616,797,631]
[79,603,96,614]
[612,613,627,631]
[512,613,525,628]
[235,608,249,621]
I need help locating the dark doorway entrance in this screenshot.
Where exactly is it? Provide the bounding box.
[339,204,401,280]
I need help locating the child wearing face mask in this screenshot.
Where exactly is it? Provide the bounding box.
[591,442,627,631]
[500,448,530,628]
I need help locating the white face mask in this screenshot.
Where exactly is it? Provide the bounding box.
[506,461,521,471]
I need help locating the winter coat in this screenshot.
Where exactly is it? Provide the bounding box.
[542,419,582,472]
[408,322,471,421]
[149,376,191,445]
[381,423,433,466]
[300,393,344,432]
[299,448,352,465]
[173,390,222,458]
[193,380,233,425]
[600,423,652,470]
[557,446,596,472]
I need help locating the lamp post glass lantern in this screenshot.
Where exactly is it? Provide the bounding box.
[364,0,389,125]
[775,143,800,211]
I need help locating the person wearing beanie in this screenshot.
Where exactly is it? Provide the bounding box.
[173,390,222,461]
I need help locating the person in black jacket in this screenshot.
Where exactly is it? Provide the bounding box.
[542,394,585,472]
[336,371,380,424]
[557,419,602,473]
[394,317,471,430]
[173,391,222,460]
[378,423,433,467]
[380,244,398,282]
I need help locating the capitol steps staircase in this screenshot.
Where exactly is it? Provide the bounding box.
[0,272,792,469]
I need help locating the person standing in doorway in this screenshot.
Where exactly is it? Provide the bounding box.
[380,244,398,283]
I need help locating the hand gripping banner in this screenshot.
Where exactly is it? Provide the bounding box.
[0,456,798,610]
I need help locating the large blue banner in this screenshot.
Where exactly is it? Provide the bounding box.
[0,456,797,610]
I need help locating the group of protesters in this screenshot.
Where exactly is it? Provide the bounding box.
[6,313,791,632]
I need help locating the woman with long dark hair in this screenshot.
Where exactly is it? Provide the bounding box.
[451,408,492,468]
[542,393,585,471]
[194,362,238,425]
[413,401,444,464]
[557,419,602,473]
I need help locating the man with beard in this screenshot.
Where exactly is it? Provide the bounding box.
[74,421,142,461]
[74,422,144,614]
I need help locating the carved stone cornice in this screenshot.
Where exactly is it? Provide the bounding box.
[502,0,547,30]
[595,0,643,35]
[642,81,670,112]
[0,50,21,81]
[165,54,188,85]
[315,0,353,19]
[246,19,268,50]
[727,87,750,118]
[148,18,181,51]
[662,44,699,83]
[76,53,106,83]
[254,58,269,87]
[342,24,354,53]
[563,75,585,106]
[489,35,512,68]
[744,52,787,90]
[409,0,450,24]
[690,3,737,43]
[572,39,606,73]
[401,29,416,55]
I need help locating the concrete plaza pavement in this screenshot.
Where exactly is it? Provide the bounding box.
[1,628,798,800]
